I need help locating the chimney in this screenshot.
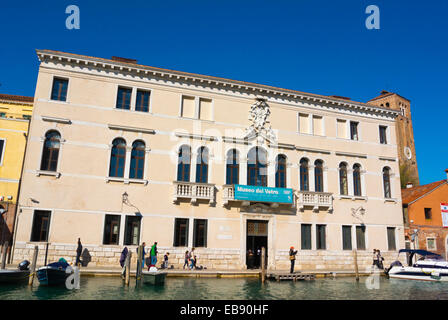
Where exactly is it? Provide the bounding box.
[406,182,414,189]
[445,169,448,182]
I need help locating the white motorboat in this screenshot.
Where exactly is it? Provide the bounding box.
[386,249,448,282]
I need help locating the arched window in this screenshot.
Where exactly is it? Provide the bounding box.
[196,147,209,183]
[226,149,239,185]
[353,164,362,196]
[275,154,287,188]
[130,140,145,179]
[383,167,391,198]
[299,158,309,191]
[40,130,61,172]
[247,147,267,187]
[109,138,126,178]
[339,162,348,195]
[177,145,191,182]
[314,160,324,192]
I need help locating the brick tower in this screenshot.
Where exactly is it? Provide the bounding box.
[367,91,419,186]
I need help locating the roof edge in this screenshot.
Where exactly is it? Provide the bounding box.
[36,49,401,118]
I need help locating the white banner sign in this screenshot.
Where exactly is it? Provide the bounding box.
[442,203,448,228]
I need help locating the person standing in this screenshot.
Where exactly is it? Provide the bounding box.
[289,246,298,274]
[162,252,169,269]
[137,242,146,269]
[75,238,82,267]
[150,242,158,266]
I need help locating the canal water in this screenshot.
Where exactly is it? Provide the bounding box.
[1,276,448,300]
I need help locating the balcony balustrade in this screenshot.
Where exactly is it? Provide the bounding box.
[296,191,333,213]
[173,181,215,205]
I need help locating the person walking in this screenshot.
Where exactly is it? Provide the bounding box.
[377,250,384,269]
[150,242,158,267]
[289,246,298,274]
[183,250,190,269]
[372,249,379,270]
[75,238,82,267]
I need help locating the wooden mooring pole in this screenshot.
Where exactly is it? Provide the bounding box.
[28,245,38,286]
[136,245,143,280]
[354,249,359,281]
[1,241,8,269]
[44,242,49,266]
[261,247,266,283]
[125,251,131,285]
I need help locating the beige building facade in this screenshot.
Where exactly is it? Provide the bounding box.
[12,50,405,271]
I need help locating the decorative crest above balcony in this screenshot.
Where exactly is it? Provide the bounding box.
[244,98,276,144]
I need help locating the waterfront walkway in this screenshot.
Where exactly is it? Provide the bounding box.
[4,264,374,278]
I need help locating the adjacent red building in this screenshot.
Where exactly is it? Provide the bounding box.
[402,170,448,258]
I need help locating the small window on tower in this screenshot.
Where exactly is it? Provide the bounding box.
[424,208,432,220]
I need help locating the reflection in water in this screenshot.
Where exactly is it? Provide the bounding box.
[1,276,448,300]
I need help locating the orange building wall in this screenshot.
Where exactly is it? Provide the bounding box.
[408,183,448,257]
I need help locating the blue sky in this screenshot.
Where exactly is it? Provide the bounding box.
[0,0,447,184]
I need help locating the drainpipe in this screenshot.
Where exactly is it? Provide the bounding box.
[9,121,31,264]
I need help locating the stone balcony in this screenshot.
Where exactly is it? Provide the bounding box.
[173,181,216,205]
[296,191,333,213]
[222,184,237,207]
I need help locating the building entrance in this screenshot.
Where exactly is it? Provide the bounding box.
[246,220,268,269]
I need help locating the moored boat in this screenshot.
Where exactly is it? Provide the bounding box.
[386,249,448,282]
[37,259,73,286]
[142,270,167,285]
[0,260,30,284]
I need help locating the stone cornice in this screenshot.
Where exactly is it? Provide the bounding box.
[175,132,216,141]
[36,50,400,120]
[41,115,72,124]
[108,124,155,134]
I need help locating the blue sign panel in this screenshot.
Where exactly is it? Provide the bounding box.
[234,185,293,204]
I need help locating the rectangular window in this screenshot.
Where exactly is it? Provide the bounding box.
[193,219,207,248]
[30,210,51,242]
[301,224,312,250]
[316,224,326,250]
[181,96,196,118]
[116,87,132,110]
[427,238,436,250]
[312,115,323,136]
[174,218,189,247]
[424,208,432,220]
[103,215,121,245]
[379,126,388,144]
[51,78,68,101]
[350,121,359,140]
[198,98,212,121]
[356,226,366,250]
[0,113,5,118]
[387,227,396,251]
[299,113,309,134]
[342,226,352,250]
[135,90,150,112]
[124,216,141,246]
[0,139,4,165]
[337,119,347,138]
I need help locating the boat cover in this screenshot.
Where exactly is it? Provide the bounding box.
[47,261,70,269]
[399,249,442,258]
